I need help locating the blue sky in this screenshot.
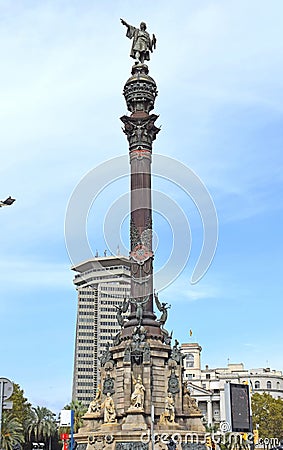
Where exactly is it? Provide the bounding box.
[0,0,282,414]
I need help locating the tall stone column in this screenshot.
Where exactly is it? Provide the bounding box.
[120,63,161,334]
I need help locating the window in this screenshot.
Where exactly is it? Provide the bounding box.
[186,353,194,368]
[277,381,280,390]
[254,381,260,389]
[267,381,271,389]
[206,374,211,380]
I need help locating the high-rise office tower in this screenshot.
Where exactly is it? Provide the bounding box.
[72,255,130,404]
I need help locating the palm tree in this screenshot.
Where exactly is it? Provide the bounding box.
[63,400,87,433]
[26,406,57,448]
[1,412,24,450]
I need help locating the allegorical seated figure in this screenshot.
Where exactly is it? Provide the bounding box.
[159,393,176,424]
[101,392,116,423]
[87,384,101,414]
[130,374,145,409]
[183,382,201,415]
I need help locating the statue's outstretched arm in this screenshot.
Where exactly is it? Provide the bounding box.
[120,18,129,28]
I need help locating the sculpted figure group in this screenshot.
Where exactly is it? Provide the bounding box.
[87,386,116,423]
[101,392,116,423]
[130,374,145,409]
[87,385,101,414]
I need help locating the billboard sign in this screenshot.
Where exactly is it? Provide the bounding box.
[224,382,252,432]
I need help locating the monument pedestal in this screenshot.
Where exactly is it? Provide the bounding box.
[122,410,147,430]
[76,330,205,449]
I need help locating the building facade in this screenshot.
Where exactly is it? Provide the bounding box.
[181,342,283,426]
[72,255,130,405]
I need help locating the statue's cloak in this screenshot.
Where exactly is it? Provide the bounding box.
[126,25,152,61]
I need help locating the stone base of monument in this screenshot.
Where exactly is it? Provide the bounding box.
[83,412,102,420]
[101,422,120,432]
[185,416,206,433]
[155,421,183,431]
[122,409,147,430]
[79,418,102,432]
[75,429,207,450]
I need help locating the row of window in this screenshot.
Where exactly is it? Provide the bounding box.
[100,314,116,319]
[78,346,94,351]
[100,328,116,333]
[78,332,94,336]
[77,382,93,386]
[100,281,130,288]
[79,304,95,309]
[78,353,93,358]
[100,294,125,299]
[77,274,125,285]
[100,321,116,326]
[77,389,93,394]
[78,339,94,343]
[78,375,93,379]
[185,354,194,368]
[77,265,129,280]
[101,308,116,313]
[78,298,96,302]
[101,300,123,305]
[77,367,93,372]
[254,380,280,390]
[184,377,280,390]
[186,374,195,379]
[79,311,94,315]
[78,325,94,329]
[79,292,96,296]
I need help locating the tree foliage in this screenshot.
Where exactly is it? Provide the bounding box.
[1,381,59,450]
[10,383,32,427]
[1,412,24,450]
[252,392,283,440]
[26,406,57,443]
[63,400,87,433]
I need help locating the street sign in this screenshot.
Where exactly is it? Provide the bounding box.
[224,382,252,432]
[3,401,13,409]
[60,434,69,440]
[60,410,72,426]
[0,378,13,400]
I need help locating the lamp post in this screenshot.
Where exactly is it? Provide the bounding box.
[0,378,14,449]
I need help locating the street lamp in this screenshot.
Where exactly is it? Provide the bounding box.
[0,196,16,207]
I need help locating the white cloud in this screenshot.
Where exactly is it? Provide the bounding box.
[0,259,71,290]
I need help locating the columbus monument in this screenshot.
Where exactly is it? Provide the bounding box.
[75,20,206,450]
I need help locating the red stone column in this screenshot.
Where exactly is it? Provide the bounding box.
[120,63,161,334]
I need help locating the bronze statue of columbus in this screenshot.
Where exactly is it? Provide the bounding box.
[120,18,156,64]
